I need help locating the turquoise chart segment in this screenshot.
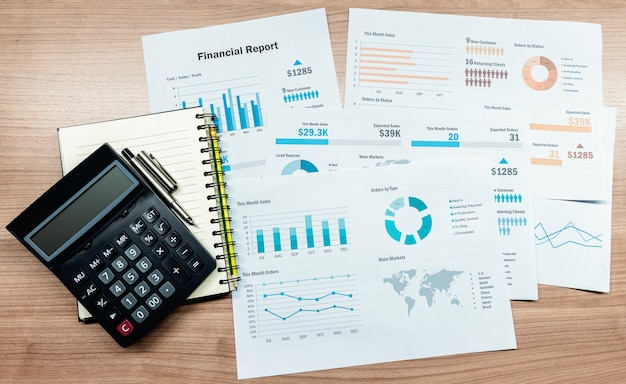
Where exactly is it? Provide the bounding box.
[246,274,363,338]
[281,159,319,175]
[385,196,433,244]
[250,208,349,254]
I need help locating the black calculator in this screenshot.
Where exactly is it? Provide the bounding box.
[6,144,217,347]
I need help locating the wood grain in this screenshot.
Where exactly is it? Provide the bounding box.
[1,1,625,382]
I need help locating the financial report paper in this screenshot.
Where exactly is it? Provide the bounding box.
[142,8,341,177]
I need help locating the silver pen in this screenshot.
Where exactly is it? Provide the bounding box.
[121,148,194,225]
[136,150,178,194]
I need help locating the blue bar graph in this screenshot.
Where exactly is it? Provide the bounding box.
[305,215,315,248]
[256,230,265,253]
[322,221,331,246]
[252,209,349,254]
[272,227,282,252]
[339,218,347,245]
[289,227,298,250]
[178,80,264,132]
[411,140,460,148]
[275,138,330,145]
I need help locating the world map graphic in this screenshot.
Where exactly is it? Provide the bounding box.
[383,269,464,316]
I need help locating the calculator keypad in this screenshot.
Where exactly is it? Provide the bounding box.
[65,201,216,347]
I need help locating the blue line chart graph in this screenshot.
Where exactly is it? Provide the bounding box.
[263,290,354,321]
[534,221,603,249]
[253,274,363,337]
[264,304,355,321]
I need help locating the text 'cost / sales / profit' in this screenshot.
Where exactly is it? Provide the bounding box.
[197,42,279,60]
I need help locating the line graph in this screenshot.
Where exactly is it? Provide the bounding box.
[247,274,363,337]
[534,221,603,249]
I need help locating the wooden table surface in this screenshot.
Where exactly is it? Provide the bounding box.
[1,1,625,382]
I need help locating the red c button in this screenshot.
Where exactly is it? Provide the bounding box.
[116,319,134,336]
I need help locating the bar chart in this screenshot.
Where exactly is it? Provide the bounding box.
[357,42,453,92]
[177,75,265,132]
[250,208,350,254]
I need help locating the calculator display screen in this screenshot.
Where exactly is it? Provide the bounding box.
[27,162,138,262]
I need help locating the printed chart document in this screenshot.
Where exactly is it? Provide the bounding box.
[143,8,341,176]
[229,158,516,379]
[344,8,607,201]
[265,108,537,300]
[535,108,615,292]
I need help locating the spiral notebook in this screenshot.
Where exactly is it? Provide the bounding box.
[57,107,238,321]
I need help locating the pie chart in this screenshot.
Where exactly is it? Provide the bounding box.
[384,196,432,245]
[281,159,318,175]
[521,56,558,91]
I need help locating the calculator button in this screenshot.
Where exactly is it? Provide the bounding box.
[94,294,111,309]
[87,255,104,272]
[112,256,129,273]
[136,256,152,273]
[188,256,204,273]
[132,306,149,324]
[129,218,146,235]
[109,280,127,297]
[98,267,115,285]
[72,269,88,285]
[153,218,170,235]
[101,243,118,259]
[121,293,138,310]
[115,232,131,248]
[82,281,100,300]
[134,281,151,298]
[123,268,139,285]
[124,244,141,261]
[159,281,176,298]
[117,319,134,336]
[176,243,193,260]
[146,293,163,311]
[142,207,159,223]
[140,230,157,247]
[166,231,181,248]
[147,269,164,286]
[105,308,121,323]
[152,243,168,259]
[163,256,191,285]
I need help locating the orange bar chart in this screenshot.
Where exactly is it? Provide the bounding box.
[530,123,592,133]
[531,157,563,166]
[357,43,452,88]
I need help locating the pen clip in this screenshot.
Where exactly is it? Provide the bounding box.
[136,151,178,194]
[122,148,194,225]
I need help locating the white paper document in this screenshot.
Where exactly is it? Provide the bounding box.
[142,8,341,176]
[535,108,615,292]
[265,108,537,300]
[229,158,516,379]
[344,8,607,201]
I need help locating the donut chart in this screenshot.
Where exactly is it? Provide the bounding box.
[384,196,432,245]
[281,159,319,175]
[522,56,558,91]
